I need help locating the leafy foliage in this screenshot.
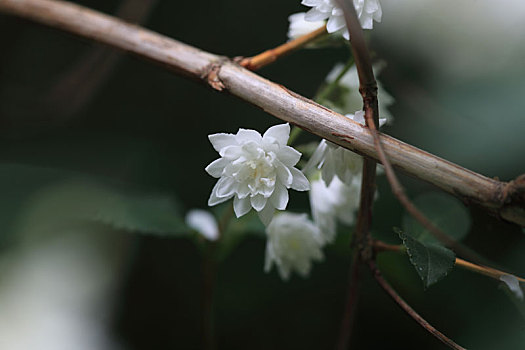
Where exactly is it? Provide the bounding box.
[93,189,188,236]
[396,228,456,288]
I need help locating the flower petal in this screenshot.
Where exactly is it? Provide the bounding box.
[236,128,262,143]
[500,275,524,300]
[326,14,345,33]
[257,204,275,226]
[233,196,252,218]
[263,123,290,146]
[276,163,293,187]
[269,183,289,210]
[302,140,327,174]
[185,209,219,241]
[209,133,237,153]
[277,146,302,167]
[304,8,328,22]
[221,145,243,159]
[205,158,228,178]
[215,177,237,198]
[290,167,310,191]
[250,194,268,212]
[301,0,319,6]
[208,180,233,206]
[321,148,336,186]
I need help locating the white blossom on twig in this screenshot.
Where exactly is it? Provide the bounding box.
[264,212,325,280]
[206,124,309,226]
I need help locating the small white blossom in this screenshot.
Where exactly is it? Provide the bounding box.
[305,111,384,186]
[206,124,310,226]
[301,0,382,40]
[287,12,326,41]
[326,62,394,122]
[310,174,361,242]
[265,212,325,280]
[185,209,219,241]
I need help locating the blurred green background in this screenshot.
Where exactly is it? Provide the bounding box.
[0,0,524,349]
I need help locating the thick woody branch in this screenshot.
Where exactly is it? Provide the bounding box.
[0,0,523,226]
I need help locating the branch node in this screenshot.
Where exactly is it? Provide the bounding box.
[201,62,226,91]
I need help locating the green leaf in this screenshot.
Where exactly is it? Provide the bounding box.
[402,192,470,245]
[93,188,188,237]
[396,228,456,288]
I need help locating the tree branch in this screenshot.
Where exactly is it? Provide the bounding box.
[0,0,523,226]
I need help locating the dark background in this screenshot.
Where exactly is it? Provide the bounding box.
[0,0,524,349]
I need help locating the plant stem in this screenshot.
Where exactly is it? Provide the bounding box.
[239,26,327,71]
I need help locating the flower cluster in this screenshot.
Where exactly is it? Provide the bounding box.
[264,212,325,280]
[205,123,309,226]
[301,0,383,40]
[204,3,393,279]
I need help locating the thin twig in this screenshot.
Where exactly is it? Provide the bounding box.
[368,260,466,350]
[372,241,525,282]
[239,25,327,71]
[0,0,523,226]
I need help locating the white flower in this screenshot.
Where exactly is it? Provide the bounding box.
[301,0,382,40]
[287,12,326,41]
[185,209,219,241]
[310,174,361,242]
[264,212,325,280]
[305,111,384,186]
[205,123,310,226]
[326,62,394,122]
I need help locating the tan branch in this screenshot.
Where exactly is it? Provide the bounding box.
[239,25,327,71]
[0,0,523,226]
